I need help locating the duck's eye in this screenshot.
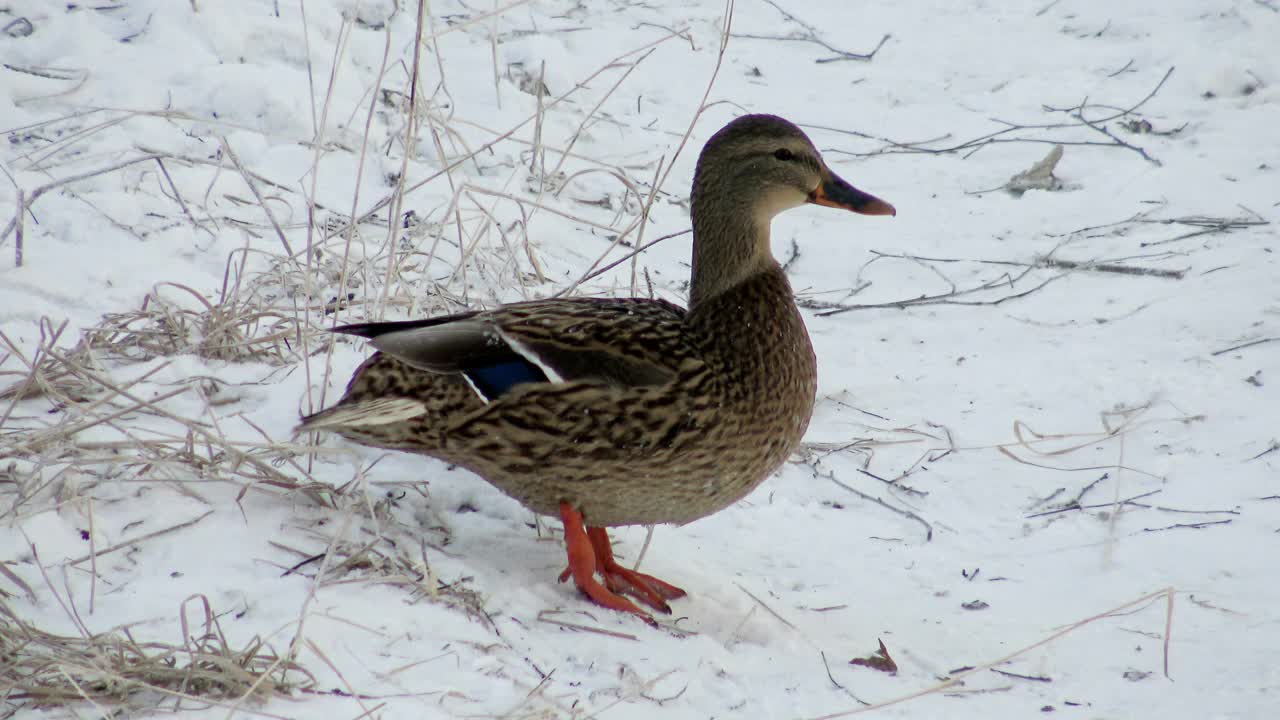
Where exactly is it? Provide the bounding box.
[773,148,796,161]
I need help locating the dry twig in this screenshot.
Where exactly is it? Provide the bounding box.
[820,67,1177,165]
[733,0,889,64]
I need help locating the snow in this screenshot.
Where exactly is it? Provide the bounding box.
[2,1,1277,718]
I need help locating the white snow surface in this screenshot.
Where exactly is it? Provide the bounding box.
[2,1,1278,718]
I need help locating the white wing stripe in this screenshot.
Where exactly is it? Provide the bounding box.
[495,328,565,383]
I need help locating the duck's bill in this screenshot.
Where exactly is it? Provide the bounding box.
[808,174,896,216]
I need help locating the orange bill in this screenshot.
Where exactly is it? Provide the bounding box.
[808,172,896,216]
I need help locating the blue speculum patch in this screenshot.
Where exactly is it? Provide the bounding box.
[465,359,548,400]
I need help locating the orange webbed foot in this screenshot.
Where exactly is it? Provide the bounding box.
[587,526,686,613]
[556,503,686,623]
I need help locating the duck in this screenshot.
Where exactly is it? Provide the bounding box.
[297,114,895,622]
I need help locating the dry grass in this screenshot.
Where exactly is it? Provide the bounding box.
[85,286,299,367]
[275,490,495,633]
[0,595,313,714]
[0,318,327,511]
[0,320,100,410]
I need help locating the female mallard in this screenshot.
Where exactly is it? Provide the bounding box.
[299,114,894,621]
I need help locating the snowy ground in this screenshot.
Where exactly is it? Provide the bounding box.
[2,1,1278,718]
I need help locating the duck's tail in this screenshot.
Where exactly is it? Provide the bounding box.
[294,397,429,435]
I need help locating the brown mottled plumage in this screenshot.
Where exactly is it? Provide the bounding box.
[298,114,895,620]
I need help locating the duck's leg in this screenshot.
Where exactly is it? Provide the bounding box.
[556,502,654,622]
[586,526,687,612]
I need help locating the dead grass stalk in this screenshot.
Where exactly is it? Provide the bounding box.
[0,594,313,714]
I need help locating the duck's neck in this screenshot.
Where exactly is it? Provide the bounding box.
[688,203,776,309]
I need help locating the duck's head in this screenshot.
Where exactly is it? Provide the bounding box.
[688,114,894,305]
[691,114,895,227]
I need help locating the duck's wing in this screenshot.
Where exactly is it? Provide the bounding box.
[333,297,692,402]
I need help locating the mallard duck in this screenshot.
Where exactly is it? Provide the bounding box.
[298,114,894,621]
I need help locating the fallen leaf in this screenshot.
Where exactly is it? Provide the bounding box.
[849,639,898,674]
